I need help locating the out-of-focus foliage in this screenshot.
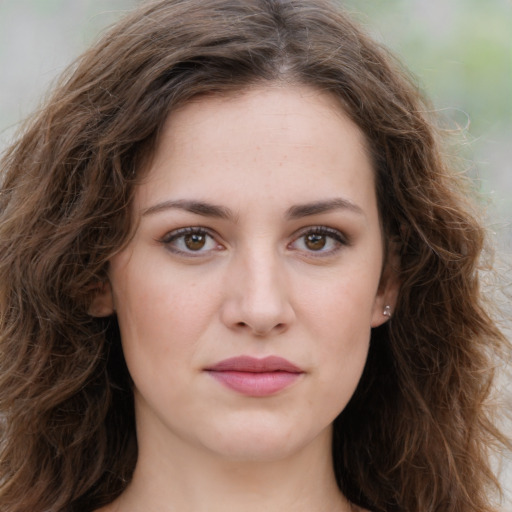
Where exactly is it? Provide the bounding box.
[343,0,512,130]
[341,0,512,236]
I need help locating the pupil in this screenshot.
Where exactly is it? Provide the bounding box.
[185,233,206,250]
[306,233,326,250]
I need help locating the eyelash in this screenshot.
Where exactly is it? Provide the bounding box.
[159,227,221,257]
[288,226,349,256]
[158,226,349,257]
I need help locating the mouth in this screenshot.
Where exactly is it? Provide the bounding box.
[204,355,304,397]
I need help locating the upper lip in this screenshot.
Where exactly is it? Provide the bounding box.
[205,355,303,373]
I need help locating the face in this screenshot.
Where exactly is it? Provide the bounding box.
[93,85,397,463]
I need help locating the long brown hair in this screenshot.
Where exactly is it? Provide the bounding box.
[0,1,509,511]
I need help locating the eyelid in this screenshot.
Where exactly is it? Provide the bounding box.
[158,226,224,256]
[288,225,350,255]
[160,226,209,243]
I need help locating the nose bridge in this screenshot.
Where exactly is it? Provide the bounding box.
[223,240,294,335]
[245,244,283,307]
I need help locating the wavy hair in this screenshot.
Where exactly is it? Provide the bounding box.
[0,1,509,511]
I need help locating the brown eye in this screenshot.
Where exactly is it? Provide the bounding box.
[304,233,327,251]
[289,227,347,256]
[161,228,220,256]
[184,233,207,251]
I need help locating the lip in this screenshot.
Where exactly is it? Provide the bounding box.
[205,356,304,397]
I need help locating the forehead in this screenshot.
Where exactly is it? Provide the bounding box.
[135,84,376,218]
[163,84,368,155]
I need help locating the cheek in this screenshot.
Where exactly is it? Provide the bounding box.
[314,300,372,421]
[314,287,372,377]
[299,264,381,337]
[111,261,221,365]
[295,262,379,396]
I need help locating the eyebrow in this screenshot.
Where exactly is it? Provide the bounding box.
[142,199,235,220]
[142,197,364,220]
[285,198,365,219]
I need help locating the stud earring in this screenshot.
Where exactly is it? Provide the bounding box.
[383,305,392,318]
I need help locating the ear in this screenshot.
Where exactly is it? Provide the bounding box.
[88,281,115,317]
[370,249,400,328]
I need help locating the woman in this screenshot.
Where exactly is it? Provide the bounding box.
[0,1,509,511]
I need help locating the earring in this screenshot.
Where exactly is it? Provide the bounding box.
[383,305,392,318]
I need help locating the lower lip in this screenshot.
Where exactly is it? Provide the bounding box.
[207,371,302,397]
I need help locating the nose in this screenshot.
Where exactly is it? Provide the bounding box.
[220,248,295,337]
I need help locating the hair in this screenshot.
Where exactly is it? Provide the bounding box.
[0,0,509,511]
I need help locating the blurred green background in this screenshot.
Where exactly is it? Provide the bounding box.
[0,0,510,507]
[342,0,512,252]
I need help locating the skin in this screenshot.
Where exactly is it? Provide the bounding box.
[92,84,398,512]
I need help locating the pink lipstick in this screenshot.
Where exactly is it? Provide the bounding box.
[205,356,303,397]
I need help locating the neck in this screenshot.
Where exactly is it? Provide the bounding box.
[104,411,355,512]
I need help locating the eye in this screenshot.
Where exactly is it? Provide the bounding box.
[289,226,348,255]
[159,227,222,256]
[303,232,329,251]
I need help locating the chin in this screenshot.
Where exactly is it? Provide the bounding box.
[198,415,330,463]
